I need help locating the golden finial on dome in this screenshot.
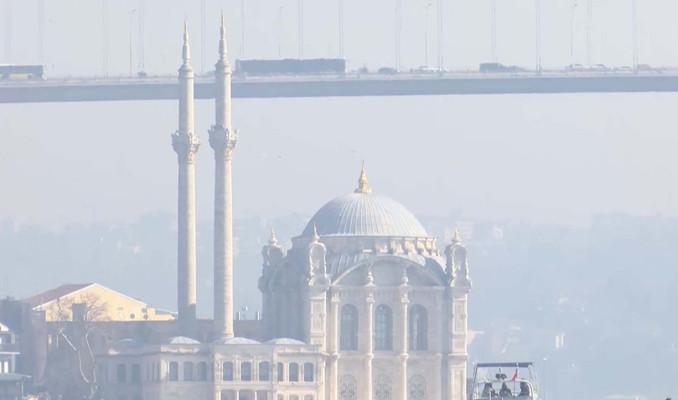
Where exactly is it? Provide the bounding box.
[355,162,372,194]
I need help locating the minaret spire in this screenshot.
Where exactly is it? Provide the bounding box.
[172,21,200,338]
[182,20,191,65]
[219,13,228,59]
[210,14,238,340]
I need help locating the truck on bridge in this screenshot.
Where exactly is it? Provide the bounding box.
[0,65,45,80]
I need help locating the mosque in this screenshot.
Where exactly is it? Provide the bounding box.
[98,16,472,400]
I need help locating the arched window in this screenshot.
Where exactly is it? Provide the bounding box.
[408,305,428,351]
[241,361,252,381]
[258,361,270,381]
[168,362,178,382]
[373,305,393,350]
[374,374,393,400]
[289,362,299,382]
[131,363,140,383]
[116,364,127,383]
[408,374,427,400]
[222,361,234,381]
[340,304,358,350]
[303,362,314,382]
[197,362,208,381]
[339,375,357,400]
[183,362,194,381]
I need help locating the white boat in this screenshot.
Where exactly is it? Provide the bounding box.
[469,362,540,400]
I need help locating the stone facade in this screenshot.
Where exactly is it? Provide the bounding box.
[258,170,472,400]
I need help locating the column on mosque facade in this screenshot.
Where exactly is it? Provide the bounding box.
[397,278,409,400]
[327,291,340,400]
[364,281,375,400]
[172,20,200,338]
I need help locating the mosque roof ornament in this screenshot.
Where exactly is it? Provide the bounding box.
[311,224,320,242]
[354,163,372,194]
[268,228,278,246]
[452,228,461,244]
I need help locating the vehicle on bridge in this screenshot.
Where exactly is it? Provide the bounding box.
[469,362,540,400]
[0,64,45,80]
[235,58,346,76]
[479,63,524,73]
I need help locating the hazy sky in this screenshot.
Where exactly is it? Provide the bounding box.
[2,0,678,228]
[2,93,677,228]
[3,0,678,75]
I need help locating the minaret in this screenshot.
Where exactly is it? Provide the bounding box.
[209,14,238,340]
[172,21,200,338]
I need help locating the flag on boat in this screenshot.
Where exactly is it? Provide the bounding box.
[511,366,518,381]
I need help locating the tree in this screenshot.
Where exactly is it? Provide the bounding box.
[44,293,111,400]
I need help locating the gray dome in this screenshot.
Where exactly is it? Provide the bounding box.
[265,338,306,345]
[302,192,428,238]
[217,337,261,345]
[167,336,201,345]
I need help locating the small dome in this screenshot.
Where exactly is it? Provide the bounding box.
[302,167,428,238]
[218,337,261,345]
[265,338,306,345]
[167,336,201,345]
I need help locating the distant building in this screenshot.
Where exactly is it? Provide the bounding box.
[0,322,28,400]
[26,283,174,323]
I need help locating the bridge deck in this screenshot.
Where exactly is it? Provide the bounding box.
[1,74,677,103]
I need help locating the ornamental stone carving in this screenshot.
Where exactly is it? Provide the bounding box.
[374,374,393,400]
[408,374,427,400]
[339,374,357,400]
[208,125,238,159]
[172,131,201,163]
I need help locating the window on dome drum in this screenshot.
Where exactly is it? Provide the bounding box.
[131,363,141,383]
[116,364,127,383]
[290,396,299,400]
[277,362,284,382]
[241,361,252,381]
[304,395,314,400]
[223,362,234,381]
[197,362,208,381]
[289,362,299,382]
[168,362,179,382]
[303,362,314,382]
[183,361,194,381]
[259,361,270,381]
[408,305,428,351]
[340,304,359,350]
[374,305,393,350]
